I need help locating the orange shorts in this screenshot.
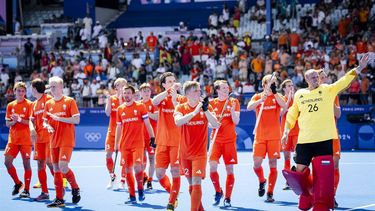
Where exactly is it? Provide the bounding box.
[253,139,281,159]
[181,158,207,179]
[333,139,341,158]
[4,143,32,159]
[282,135,298,152]
[121,148,144,168]
[209,142,238,165]
[155,145,179,169]
[105,133,115,152]
[144,139,155,155]
[51,147,73,163]
[34,142,51,161]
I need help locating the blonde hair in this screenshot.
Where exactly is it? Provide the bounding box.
[139,83,151,90]
[213,80,228,90]
[48,76,63,85]
[13,81,27,91]
[114,78,127,87]
[183,81,200,94]
[261,74,272,87]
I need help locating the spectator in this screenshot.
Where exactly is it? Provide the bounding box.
[24,38,34,71]
[0,68,10,88]
[90,79,100,106]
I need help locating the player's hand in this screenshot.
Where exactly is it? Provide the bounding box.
[149,137,156,148]
[174,83,181,90]
[202,96,209,111]
[46,125,55,133]
[10,114,19,122]
[281,132,288,149]
[260,92,268,102]
[114,143,119,151]
[170,87,177,98]
[358,53,369,73]
[194,102,203,115]
[270,83,277,94]
[47,112,61,122]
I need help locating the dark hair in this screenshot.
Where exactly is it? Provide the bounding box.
[31,78,46,93]
[124,84,135,94]
[159,72,176,87]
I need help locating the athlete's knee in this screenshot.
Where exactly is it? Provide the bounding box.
[155,168,165,179]
[58,162,69,174]
[253,157,263,168]
[106,151,113,158]
[191,177,202,185]
[333,156,340,169]
[269,159,277,168]
[134,164,142,173]
[170,166,180,177]
[225,165,234,175]
[209,161,218,172]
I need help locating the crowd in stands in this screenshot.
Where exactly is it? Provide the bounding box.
[0,0,374,108]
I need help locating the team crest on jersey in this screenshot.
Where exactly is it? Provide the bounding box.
[112,103,115,106]
[11,108,15,113]
[162,101,166,105]
[23,107,26,112]
[49,108,53,112]
[227,105,231,111]
[134,110,138,115]
[272,99,276,104]
[214,107,218,111]
[121,112,125,116]
[41,103,44,108]
[63,104,67,110]
[149,105,152,111]
[200,111,204,118]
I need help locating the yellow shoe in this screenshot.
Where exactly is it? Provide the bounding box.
[63,178,68,188]
[33,181,41,189]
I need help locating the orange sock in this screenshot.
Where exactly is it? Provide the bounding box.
[54,172,64,199]
[135,171,144,190]
[169,177,180,204]
[191,185,202,211]
[225,174,235,199]
[106,157,114,173]
[284,159,291,170]
[267,168,277,194]
[334,168,340,194]
[210,171,221,193]
[38,169,48,193]
[126,172,135,196]
[159,175,171,193]
[253,166,266,183]
[64,169,79,189]
[7,166,20,184]
[24,169,32,191]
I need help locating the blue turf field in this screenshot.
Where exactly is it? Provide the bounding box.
[1,150,374,211]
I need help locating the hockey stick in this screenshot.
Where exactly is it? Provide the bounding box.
[111,150,118,181]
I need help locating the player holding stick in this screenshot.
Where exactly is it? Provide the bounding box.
[208,80,240,207]
[114,84,155,204]
[104,78,127,189]
[247,74,286,202]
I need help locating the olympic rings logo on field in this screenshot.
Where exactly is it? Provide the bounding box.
[84,132,102,142]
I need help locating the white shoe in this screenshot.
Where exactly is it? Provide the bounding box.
[118,179,126,190]
[106,174,116,190]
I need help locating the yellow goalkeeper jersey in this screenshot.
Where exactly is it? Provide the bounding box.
[286,69,357,144]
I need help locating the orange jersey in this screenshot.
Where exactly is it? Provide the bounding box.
[43,96,80,148]
[209,98,240,143]
[175,103,212,160]
[5,99,33,145]
[251,94,282,140]
[30,94,53,143]
[155,95,187,147]
[116,101,148,150]
[142,99,157,141]
[281,96,299,136]
[108,96,124,137]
